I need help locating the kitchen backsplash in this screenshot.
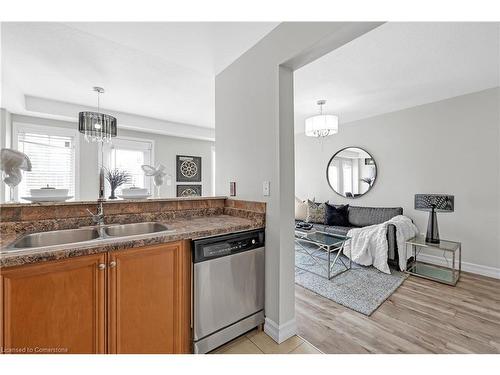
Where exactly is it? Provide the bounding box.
[0,197,266,240]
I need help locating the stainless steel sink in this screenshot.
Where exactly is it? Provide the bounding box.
[104,222,170,237]
[6,227,100,251]
[3,222,173,253]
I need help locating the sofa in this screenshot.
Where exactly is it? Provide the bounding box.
[297,205,403,269]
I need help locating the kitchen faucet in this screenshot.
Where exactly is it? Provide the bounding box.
[87,201,105,226]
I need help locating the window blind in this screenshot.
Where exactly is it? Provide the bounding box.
[104,138,153,195]
[17,132,76,199]
[110,148,147,191]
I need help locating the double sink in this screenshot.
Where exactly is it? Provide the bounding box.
[4,222,173,252]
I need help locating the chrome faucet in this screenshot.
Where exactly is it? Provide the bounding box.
[87,201,105,226]
[99,166,105,200]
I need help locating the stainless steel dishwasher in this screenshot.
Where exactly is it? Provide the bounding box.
[192,229,265,354]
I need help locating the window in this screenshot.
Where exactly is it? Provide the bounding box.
[14,123,79,201]
[103,137,153,195]
[342,159,353,195]
[328,162,339,192]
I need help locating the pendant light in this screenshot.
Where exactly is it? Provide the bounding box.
[78,87,117,143]
[305,100,338,138]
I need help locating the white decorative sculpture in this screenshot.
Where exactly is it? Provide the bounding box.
[1,148,32,202]
[141,164,170,198]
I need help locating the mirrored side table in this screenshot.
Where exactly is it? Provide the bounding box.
[405,235,461,286]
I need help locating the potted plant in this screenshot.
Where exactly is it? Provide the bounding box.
[360,177,375,187]
[105,168,131,199]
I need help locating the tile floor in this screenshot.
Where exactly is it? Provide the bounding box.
[210,329,323,354]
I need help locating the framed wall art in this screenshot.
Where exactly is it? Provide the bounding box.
[176,184,202,197]
[176,155,202,182]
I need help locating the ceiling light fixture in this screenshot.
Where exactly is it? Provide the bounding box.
[78,87,117,143]
[305,100,338,138]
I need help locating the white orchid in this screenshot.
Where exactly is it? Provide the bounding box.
[1,148,32,188]
[141,164,171,197]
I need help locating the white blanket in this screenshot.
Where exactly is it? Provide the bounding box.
[343,215,419,274]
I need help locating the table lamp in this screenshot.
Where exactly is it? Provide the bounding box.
[414,194,454,244]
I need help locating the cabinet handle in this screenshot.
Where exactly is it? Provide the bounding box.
[109,261,117,268]
[98,263,106,270]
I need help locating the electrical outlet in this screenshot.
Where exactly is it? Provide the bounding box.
[262,181,270,196]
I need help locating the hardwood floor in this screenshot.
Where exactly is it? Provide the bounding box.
[296,272,500,353]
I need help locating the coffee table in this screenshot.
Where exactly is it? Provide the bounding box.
[295,230,351,280]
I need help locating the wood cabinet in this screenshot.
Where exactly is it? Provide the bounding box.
[1,240,191,354]
[108,241,191,353]
[1,253,106,354]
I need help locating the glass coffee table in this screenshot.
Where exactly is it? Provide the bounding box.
[295,230,351,280]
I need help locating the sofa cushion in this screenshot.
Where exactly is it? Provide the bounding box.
[387,224,397,262]
[309,223,326,232]
[323,225,352,237]
[305,200,326,224]
[325,203,349,226]
[308,222,353,237]
[348,206,403,227]
[295,197,308,221]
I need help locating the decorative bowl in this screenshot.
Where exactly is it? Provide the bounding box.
[121,187,149,197]
[30,187,69,197]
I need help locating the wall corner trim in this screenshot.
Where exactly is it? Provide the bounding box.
[264,317,297,344]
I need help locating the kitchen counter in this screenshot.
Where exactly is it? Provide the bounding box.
[0,214,264,269]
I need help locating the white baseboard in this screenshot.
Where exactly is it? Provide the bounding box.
[264,317,297,344]
[417,253,500,279]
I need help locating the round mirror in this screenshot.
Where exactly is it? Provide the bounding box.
[326,147,377,198]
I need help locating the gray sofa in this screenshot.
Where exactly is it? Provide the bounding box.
[303,206,403,269]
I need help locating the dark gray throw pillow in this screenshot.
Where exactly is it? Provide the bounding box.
[325,203,349,226]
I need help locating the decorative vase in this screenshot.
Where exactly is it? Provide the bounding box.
[153,175,164,198]
[108,188,117,199]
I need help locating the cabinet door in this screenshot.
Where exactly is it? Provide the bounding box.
[108,241,191,354]
[2,254,106,354]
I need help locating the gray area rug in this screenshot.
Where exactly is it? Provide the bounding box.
[295,242,408,316]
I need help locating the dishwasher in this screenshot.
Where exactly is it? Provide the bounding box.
[192,229,265,354]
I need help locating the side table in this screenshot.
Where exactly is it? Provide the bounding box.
[405,235,461,286]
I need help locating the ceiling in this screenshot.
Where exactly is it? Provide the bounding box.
[1,22,278,133]
[3,22,498,137]
[294,22,500,133]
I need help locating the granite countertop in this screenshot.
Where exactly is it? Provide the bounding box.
[0,215,264,269]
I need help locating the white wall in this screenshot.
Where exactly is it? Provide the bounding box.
[4,114,214,201]
[118,128,214,199]
[0,109,10,149]
[295,88,500,275]
[24,96,215,141]
[215,22,382,342]
[0,108,12,200]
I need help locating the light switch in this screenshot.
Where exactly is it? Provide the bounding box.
[262,181,270,196]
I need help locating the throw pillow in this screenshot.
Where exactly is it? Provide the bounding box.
[308,198,326,207]
[305,199,326,224]
[325,203,350,226]
[295,197,308,221]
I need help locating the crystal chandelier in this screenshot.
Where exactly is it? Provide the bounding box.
[78,87,117,143]
[305,100,338,138]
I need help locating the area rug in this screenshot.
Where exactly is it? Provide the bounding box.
[295,243,408,316]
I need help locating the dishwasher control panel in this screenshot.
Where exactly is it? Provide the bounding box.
[192,229,265,263]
